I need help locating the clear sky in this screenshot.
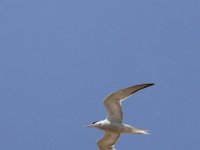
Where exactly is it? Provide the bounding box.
[0,0,200,150]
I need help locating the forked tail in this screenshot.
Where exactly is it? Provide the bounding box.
[131,127,149,134]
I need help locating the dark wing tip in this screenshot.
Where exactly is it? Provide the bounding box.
[129,83,155,94]
[142,83,155,88]
[147,83,155,86]
[135,83,155,87]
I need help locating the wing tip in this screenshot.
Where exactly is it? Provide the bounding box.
[139,83,155,88]
[145,82,155,85]
[147,83,155,86]
[134,82,155,89]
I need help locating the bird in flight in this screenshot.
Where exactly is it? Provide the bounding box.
[85,83,154,150]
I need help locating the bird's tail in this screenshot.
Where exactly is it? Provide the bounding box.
[131,127,149,134]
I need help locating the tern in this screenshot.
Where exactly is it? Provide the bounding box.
[85,83,154,150]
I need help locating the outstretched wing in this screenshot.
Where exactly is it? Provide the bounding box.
[104,83,154,122]
[97,132,120,150]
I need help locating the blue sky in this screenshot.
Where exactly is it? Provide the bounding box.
[0,0,200,150]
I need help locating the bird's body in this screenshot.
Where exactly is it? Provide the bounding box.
[86,83,154,150]
[93,119,148,134]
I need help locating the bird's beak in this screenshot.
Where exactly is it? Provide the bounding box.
[84,124,93,127]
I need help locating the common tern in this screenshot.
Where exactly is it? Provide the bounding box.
[85,83,154,150]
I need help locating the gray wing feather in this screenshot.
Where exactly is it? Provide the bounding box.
[104,83,154,122]
[97,132,120,150]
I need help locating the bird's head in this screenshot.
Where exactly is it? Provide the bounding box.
[84,121,100,128]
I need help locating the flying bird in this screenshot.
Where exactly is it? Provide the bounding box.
[85,83,154,150]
